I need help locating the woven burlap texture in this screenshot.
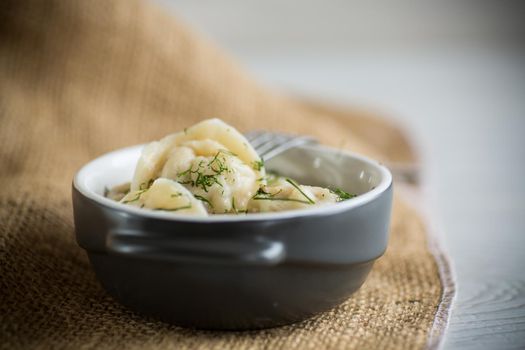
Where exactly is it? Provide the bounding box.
[0,0,442,349]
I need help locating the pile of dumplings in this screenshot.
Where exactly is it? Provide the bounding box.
[108,119,348,216]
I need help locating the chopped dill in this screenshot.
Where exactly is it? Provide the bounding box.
[139,179,154,190]
[170,192,183,198]
[122,189,147,204]
[330,188,356,202]
[209,152,228,174]
[231,196,237,214]
[194,194,213,208]
[198,173,223,192]
[231,197,248,214]
[253,186,282,198]
[154,204,192,212]
[176,149,239,192]
[252,159,264,171]
[210,149,237,163]
[254,187,269,197]
[251,186,310,204]
[285,178,315,204]
[252,197,312,204]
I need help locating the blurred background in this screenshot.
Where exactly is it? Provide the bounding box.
[158,0,525,349]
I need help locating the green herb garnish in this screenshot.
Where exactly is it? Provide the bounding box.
[252,159,264,171]
[253,187,282,198]
[251,186,310,204]
[154,204,192,212]
[252,197,312,204]
[177,150,237,192]
[197,172,222,192]
[122,189,147,204]
[209,151,229,174]
[139,179,154,190]
[285,178,315,204]
[232,196,237,213]
[194,195,213,208]
[230,197,248,214]
[330,188,356,202]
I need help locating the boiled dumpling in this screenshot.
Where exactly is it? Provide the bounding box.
[130,118,264,191]
[160,140,258,213]
[247,178,339,213]
[120,178,208,216]
[113,118,356,216]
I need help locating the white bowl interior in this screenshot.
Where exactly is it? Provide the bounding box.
[267,146,383,195]
[74,144,391,221]
[79,145,143,195]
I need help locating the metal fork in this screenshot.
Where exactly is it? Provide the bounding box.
[244,130,318,161]
[245,130,420,185]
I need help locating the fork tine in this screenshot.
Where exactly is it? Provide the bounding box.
[247,131,278,149]
[245,130,318,160]
[254,134,287,155]
[244,130,263,142]
[260,136,317,160]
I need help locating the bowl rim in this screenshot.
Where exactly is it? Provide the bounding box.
[73,143,392,223]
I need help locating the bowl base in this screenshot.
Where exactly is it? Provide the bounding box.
[89,252,375,330]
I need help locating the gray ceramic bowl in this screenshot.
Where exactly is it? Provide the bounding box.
[72,143,393,330]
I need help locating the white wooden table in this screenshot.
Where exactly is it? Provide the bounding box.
[160,2,525,348]
[239,51,525,350]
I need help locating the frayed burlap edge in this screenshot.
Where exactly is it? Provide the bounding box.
[427,228,456,350]
[395,183,456,350]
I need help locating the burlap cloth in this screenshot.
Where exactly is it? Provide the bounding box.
[0,0,451,349]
